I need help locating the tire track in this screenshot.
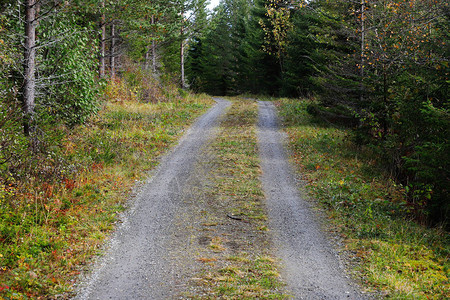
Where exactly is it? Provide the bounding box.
[257,101,366,300]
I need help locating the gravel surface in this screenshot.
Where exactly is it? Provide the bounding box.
[257,101,366,300]
[74,98,230,300]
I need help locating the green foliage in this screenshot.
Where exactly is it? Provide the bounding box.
[187,3,237,95]
[187,0,282,95]
[260,0,293,60]
[39,12,99,126]
[296,0,450,225]
[395,89,449,222]
[282,7,327,96]
[0,103,28,183]
[1,1,100,133]
[0,13,12,87]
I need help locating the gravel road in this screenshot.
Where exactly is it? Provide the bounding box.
[75,98,230,300]
[75,98,367,300]
[257,101,366,300]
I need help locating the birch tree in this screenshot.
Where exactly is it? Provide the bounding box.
[22,0,37,137]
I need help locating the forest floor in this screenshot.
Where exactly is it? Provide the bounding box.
[75,98,370,299]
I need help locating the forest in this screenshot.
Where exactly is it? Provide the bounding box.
[186,0,449,224]
[0,0,448,298]
[2,0,447,227]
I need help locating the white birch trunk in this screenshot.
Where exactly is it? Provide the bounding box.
[110,23,115,78]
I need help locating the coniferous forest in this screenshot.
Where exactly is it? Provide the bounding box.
[0,0,449,298]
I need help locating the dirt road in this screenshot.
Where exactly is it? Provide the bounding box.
[76,99,365,299]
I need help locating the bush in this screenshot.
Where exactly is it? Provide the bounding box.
[39,14,99,127]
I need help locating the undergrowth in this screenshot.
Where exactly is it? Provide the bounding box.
[0,75,213,299]
[277,99,449,299]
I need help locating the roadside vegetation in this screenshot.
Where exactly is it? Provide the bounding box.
[277,99,449,299]
[0,69,213,299]
[189,99,286,299]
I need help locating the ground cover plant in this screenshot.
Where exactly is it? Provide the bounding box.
[187,99,287,299]
[277,99,449,299]
[0,78,213,299]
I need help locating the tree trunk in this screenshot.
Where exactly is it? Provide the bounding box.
[360,0,365,101]
[360,0,365,78]
[180,10,186,89]
[99,0,106,78]
[180,39,185,88]
[145,46,150,70]
[151,15,157,73]
[110,22,115,78]
[383,65,388,136]
[22,0,37,136]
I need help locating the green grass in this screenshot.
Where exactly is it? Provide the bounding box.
[0,91,214,299]
[277,99,449,299]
